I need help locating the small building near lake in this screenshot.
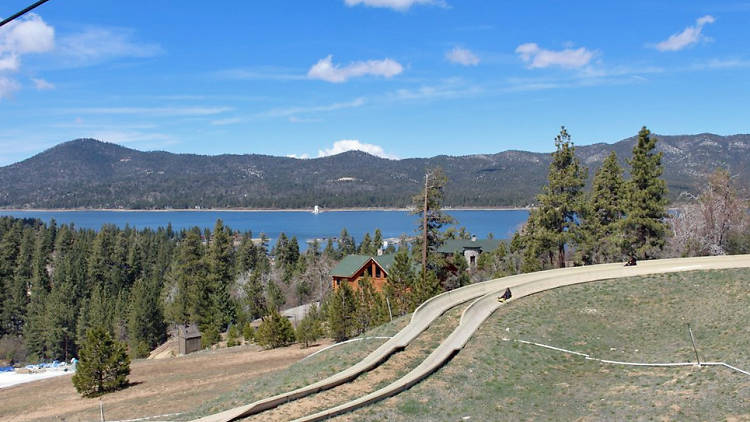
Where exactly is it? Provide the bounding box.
[437,237,501,268]
[330,254,395,293]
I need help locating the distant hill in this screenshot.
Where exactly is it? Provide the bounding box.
[1,133,748,209]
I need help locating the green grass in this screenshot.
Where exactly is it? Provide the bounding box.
[344,269,750,421]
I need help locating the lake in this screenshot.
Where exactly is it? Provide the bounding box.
[0,209,529,247]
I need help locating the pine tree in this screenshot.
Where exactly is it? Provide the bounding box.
[295,305,323,348]
[72,326,131,397]
[127,277,166,358]
[359,233,373,255]
[327,282,356,342]
[255,307,296,349]
[266,280,285,311]
[580,151,626,263]
[206,219,236,330]
[622,126,668,259]
[165,228,205,325]
[383,249,415,315]
[527,126,588,268]
[45,281,78,361]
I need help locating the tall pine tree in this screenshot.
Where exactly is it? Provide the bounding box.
[621,126,668,259]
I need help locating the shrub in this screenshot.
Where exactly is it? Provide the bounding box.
[72,327,130,397]
[201,324,220,349]
[0,335,27,365]
[242,322,255,343]
[226,324,240,347]
[255,308,295,349]
[296,306,323,348]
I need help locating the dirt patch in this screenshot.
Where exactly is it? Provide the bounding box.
[0,341,332,421]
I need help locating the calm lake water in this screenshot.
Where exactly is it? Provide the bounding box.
[0,210,529,247]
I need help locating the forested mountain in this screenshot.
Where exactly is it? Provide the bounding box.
[1,133,748,209]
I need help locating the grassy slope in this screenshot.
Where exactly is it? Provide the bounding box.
[342,269,750,421]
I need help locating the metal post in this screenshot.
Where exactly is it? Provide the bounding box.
[688,324,700,366]
[386,296,393,322]
[99,399,105,422]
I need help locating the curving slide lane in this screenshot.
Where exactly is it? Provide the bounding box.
[293,255,750,422]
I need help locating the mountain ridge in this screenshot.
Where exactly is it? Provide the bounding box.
[1,133,749,209]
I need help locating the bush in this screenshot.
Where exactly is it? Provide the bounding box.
[296,306,323,348]
[242,322,255,343]
[226,324,240,347]
[255,308,295,349]
[201,324,220,349]
[72,327,130,397]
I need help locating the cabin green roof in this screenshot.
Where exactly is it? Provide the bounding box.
[330,254,397,278]
[437,238,501,254]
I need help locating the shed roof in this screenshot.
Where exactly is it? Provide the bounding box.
[437,238,501,254]
[330,254,396,278]
[178,323,201,339]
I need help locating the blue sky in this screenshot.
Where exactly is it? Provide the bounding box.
[0,0,748,165]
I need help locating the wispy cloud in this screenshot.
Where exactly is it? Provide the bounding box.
[343,0,447,12]
[32,77,55,90]
[0,76,20,99]
[446,47,480,66]
[318,139,397,159]
[515,43,595,69]
[56,27,163,66]
[258,97,366,118]
[307,55,403,83]
[65,106,232,116]
[651,15,715,52]
[214,67,306,81]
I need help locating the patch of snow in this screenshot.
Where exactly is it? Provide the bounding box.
[0,368,73,389]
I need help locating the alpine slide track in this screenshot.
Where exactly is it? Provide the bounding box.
[193,255,750,422]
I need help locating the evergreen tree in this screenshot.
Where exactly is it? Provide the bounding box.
[411,167,454,269]
[255,307,296,349]
[206,219,236,330]
[266,280,285,311]
[359,233,373,255]
[243,270,267,320]
[526,126,587,268]
[383,249,415,315]
[72,326,131,397]
[327,282,356,342]
[127,277,166,358]
[444,251,470,290]
[296,305,323,348]
[337,228,356,256]
[373,229,383,255]
[580,151,626,264]
[44,281,77,361]
[622,127,668,259]
[165,228,205,325]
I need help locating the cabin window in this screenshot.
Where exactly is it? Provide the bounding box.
[376,267,382,278]
[470,255,476,266]
[365,266,372,277]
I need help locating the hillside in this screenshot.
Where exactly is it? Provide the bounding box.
[1,133,749,209]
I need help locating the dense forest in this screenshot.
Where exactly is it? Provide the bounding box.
[1,133,749,209]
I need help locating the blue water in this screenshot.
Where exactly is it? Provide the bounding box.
[0,210,529,246]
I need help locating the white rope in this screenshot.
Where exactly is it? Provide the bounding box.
[301,337,392,361]
[515,339,750,376]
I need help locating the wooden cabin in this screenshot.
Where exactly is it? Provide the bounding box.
[330,254,396,293]
[176,323,202,355]
[437,237,501,268]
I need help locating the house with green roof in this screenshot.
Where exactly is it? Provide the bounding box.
[330,253,396,292]
[437,236,501,268]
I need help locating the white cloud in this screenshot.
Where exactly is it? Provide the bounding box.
[259,97,366,118]
[308,55,403,83]
[515,43,595,69]
[32,77,54,90]
[57,27,162,66]
[446,47,479,66]
[318,139,397,159]
[0,76,20,99]
[67,106,231,116]
[344,0,446,11]
[0,14,54,98]
[652,15,715,52]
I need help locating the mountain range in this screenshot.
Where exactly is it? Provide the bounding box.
[1,133,748,209]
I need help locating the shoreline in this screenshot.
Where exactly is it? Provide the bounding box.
[0,206,532,213]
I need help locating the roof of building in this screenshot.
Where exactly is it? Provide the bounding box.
[437,238,501,254]
[330,254,396,278]
[177,323,201,339]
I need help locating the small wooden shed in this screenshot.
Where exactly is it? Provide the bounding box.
[177,323,202,355]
